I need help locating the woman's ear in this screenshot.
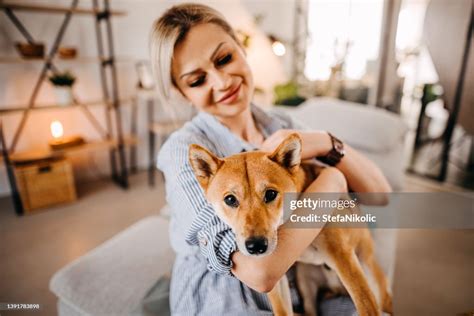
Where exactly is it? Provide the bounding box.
[189,144,223,191]
[268,133,302,174]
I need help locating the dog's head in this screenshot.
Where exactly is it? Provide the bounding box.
[189,133,302,256]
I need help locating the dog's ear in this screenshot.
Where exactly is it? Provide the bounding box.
[269,133,302,173]
[189,144,223,190]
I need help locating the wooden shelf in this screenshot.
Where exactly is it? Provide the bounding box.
[0,56,134,64]
[0,98,133,114]
[0,2,126,16]
[1,0,132,196]
[4,135,138,163]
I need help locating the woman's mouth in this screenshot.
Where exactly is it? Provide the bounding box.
[217,83,242,105]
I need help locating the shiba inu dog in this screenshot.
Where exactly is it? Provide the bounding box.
[189,133,392,316]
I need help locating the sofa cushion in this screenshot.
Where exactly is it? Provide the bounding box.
[131,276,171,316]
[282,97,408,153]
[50,216,174,316]
[361,144,406,191]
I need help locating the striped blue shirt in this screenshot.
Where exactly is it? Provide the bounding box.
[157,104,356,315]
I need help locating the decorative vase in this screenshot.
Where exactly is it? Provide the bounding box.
[54,86,73,106]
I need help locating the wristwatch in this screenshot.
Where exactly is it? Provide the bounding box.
[319,132,345,166]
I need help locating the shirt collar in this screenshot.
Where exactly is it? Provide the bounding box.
[193,104,289,157]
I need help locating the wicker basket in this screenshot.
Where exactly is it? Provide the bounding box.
[14,158,77,213]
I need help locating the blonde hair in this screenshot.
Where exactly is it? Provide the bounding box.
[149,3,239,105]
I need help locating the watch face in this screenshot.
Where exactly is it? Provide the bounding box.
[334,139,345,156]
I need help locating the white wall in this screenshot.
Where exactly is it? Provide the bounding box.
[0,0,290,196]
[241,0,297,77]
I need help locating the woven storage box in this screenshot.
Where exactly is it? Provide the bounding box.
[14,158,77,213]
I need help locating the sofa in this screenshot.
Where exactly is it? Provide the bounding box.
[50,97,408,315]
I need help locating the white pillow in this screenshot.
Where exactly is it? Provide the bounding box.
[282,97,408,153]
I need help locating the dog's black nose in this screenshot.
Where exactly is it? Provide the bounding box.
[245,236,268,254]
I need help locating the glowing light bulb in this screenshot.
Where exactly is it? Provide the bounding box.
[272,41,286,56]
[50,120,64,139]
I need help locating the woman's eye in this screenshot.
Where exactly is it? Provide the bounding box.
[264,190,278,203]
[224,194,239,208]
[216,53,232,66]
[189,75,205,87]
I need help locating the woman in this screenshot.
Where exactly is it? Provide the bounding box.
[151,3,391,315]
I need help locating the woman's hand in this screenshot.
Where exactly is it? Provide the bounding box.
[260,129,332,159]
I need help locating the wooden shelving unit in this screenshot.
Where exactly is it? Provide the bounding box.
[0,97,133,114]
[0,1,126,16]
[0,0,134,215]
[2,135,138,163]
[0,56,133,64]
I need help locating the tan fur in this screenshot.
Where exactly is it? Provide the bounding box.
[268,276,293,316]
[189,134,393,316]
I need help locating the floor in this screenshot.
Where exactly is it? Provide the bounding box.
[393,229,474,316]
[397,174,474,315]
[0,172,166,316]
[0,171,473,316]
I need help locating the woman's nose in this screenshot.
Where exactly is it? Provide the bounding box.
[210,70,232,91]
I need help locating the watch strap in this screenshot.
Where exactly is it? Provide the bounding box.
[319,132,345,166]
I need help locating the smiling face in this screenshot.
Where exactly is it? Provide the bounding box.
[172,23,254,119]
[189,134,303,256]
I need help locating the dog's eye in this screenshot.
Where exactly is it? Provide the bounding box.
[264,190,278,203]
[224,194,239,208]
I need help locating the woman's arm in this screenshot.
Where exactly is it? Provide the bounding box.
[231,167,348,293]
[261,130,392,193]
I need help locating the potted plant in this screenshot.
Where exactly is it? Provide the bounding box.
[273,81,306,106]
[49,71,76,106]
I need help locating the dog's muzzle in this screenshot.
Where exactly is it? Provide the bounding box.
[245,236,268,255]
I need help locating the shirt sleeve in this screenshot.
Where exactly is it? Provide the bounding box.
[157,132,237,276]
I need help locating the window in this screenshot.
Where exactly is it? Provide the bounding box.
[304,0,384,81]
